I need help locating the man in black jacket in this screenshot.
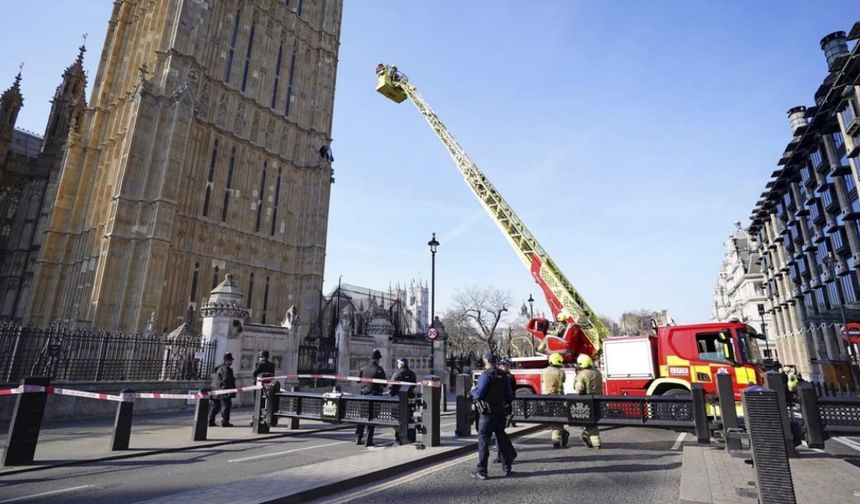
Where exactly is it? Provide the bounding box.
[253,350,276,381]
[355,349,387,446]
[209,353,236,427]
[390,357,417,444]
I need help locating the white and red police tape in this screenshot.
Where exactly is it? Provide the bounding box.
[0,373,439,402]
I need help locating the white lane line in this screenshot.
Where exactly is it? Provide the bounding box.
[0,485,94,503]
[318,452,475,504]
[671,432,687,451]
[228,440,344,463]
[833,436,860,453]
[800,440,825,453]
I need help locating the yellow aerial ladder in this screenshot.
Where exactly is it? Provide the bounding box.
[375,64,608,358]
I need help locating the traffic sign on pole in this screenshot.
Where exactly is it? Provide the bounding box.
[427,328,439,341]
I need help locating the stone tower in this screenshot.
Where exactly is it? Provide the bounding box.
[0,72,23,166]
[27,0,343,331]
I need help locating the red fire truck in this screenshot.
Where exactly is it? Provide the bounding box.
[376,64,766,399]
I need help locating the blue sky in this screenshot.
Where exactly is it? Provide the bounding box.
[1,1,857,325]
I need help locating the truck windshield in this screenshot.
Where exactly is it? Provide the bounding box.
[736,327,763,365]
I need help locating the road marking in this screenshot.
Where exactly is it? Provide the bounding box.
[0,485,94,503]
[833,436,860,453]
[671,432,687,451]
[800,440,825,453]
[317,452,475,504]
[228,440,344,463]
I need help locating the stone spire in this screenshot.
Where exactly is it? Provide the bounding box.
[0,67,24,163]
[41,43,88,161]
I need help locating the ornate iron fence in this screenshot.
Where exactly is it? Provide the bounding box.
[0,324,217,383]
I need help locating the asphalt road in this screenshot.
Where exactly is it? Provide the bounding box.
[0,416,459,504]
[314,425,690,504]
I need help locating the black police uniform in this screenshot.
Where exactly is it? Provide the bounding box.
[355,360,387,445]
[472,367,515,477]
[390,366,418,444]
[253,359,276,381]
[209,363,236,426]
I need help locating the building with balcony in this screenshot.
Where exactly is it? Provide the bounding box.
[747,25,860,384]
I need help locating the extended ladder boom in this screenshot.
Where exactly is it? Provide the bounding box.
[375,64,607,355]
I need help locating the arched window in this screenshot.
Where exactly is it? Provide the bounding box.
[248,273,255,307]
[271,167,281,236]
[189,262,200,302]
[241,22,256,93]
[225,9,241,83]
[256,162,266,232]
[271,40,283,108]
[212,266,220,289]
[284,50,297,117]
[203,139,218,217]
[222,147,236,222]
[262,276,270,324]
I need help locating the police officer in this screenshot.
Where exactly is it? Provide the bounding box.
[355,349,387,446]
[209,353,236,427]
[493,359,518,464]
[573,353,603,448]
[390,357,417,444]
[471,352,515,480]
[542,352,569,448]
[253,350,276,381]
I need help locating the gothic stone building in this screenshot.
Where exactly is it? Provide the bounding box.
[0,46,88,322]
[23,0,342,332]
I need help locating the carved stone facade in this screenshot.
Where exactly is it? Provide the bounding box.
[26,1,343,332]
[0,45,88,323]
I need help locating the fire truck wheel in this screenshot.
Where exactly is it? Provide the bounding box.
[515,387,535,397]
[658,388,692,421]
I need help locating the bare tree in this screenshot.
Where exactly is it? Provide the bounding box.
[599,314,621,337]
[439,308,482,356]
[453,285,513,353]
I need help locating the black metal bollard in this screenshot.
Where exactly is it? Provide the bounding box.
[253,384,269,434]
[454,374,473,437]
[397,390,410,445]
[716,371,738,446]
[2,377,50,466]
[110,389,135,451]
[266,381,280,428]
[288,385,300,430]
[191,388,210,441]
[691,384,710,444]
[742,388,797,504]
[797,382,825,448]
[765,371,796,456]
[423,375,441,447]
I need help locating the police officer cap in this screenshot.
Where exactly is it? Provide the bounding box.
[371,349,382,360]
[258,350,269,358]
[499,359,510,366]
[223,352,234,361]
[482,352,497,364]
[396,357,408,366]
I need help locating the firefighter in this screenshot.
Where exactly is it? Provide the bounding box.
[537,312,568,354]
[355,349,387,446]
[574,353,603,448]
[785,365,799,405]
[542,352,569,448]
[470,352,515,479]
[390,357,417,444]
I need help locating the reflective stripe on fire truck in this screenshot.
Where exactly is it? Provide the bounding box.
[645,377,691,396]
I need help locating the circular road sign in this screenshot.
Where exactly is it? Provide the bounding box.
[427,327,439,341]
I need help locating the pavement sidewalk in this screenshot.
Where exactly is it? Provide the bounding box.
[680,444,860,504]
[0,399,458,475]
[134,423,542,504]
[0,407,345,475]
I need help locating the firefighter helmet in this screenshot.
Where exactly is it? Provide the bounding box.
[556,312,567,322]
[576,354,593,368]
[549,353,564,366]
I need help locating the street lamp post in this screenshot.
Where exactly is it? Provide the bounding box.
[428,233,440,374]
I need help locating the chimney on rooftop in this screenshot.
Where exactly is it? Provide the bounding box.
[820,31,849,71]
[787,106,807,133]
